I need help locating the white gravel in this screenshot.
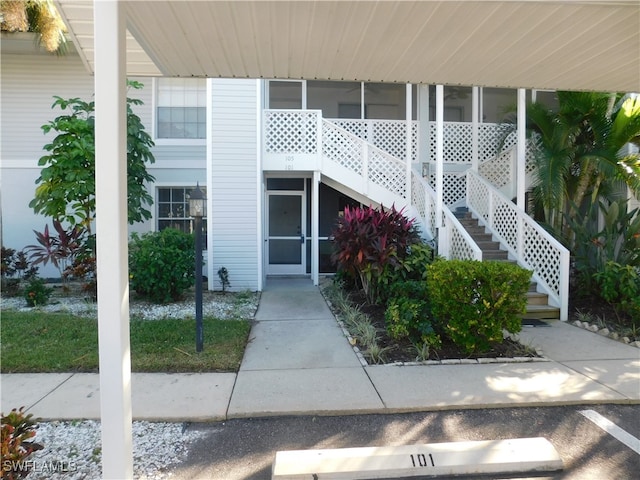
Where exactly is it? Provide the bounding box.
[27,420,205,480]
[1,291,259,321]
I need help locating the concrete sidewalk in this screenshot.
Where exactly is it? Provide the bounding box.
[2,278,639,420]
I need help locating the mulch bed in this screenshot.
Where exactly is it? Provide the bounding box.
[346,289,537,364]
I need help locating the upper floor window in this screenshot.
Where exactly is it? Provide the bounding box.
[156,78,206,139]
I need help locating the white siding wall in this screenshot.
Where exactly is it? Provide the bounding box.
[0,47,206,277]
[208,79,259,291]
[1,51,95,276]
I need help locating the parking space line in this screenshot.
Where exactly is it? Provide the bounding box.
[579,409,640,455]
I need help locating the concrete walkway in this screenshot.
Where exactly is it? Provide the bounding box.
[2,278,639,421]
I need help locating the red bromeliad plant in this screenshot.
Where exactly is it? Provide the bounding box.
[24,220,86,285]
[331,204,420,303]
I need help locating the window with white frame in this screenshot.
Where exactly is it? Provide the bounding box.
[157,187,207,245]
[156,78,206,139]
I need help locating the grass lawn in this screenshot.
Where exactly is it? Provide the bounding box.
[1,311,251,373]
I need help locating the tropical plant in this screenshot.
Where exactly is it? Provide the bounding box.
[1,247,38,296]
[24,220,85,283]
[569,199,640,283]
[331,204,420,303]
[0,0,67,54]
[1,406,43,479]
[519,92,640,245]
[29,80,156,234]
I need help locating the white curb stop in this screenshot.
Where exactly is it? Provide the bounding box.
[272,437,562,479]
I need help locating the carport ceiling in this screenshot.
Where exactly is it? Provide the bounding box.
[57,0,640,92]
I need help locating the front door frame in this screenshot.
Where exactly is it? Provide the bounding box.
[265,176,309,276]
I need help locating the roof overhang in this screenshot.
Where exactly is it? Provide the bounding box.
[57,0,640,92]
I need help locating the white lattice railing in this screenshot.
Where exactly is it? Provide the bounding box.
[467,170,570,320]
[329,119,419,163]
[321,119,408,204]
[410,173,482,260]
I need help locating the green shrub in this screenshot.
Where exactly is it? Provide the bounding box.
[23,278,52,307]
[384,280,437,344]
[374,242,435,303]
[593,261,640,321]
[129,229,195,303]
[426,260,531,354]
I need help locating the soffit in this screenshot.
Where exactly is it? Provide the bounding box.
[56,0,640,92]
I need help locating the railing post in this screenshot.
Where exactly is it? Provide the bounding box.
[317,113,323,170]
[438,224,450,259]
[517,213,524,261]
[488,188,494,229]
[560,250,570,321]
[362,142,369,195]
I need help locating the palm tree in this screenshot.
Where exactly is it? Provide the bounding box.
[526,92,640,247]
[1,0,66,54]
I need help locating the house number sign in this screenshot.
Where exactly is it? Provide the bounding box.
[284,155,295,170]
[409,452,436,468]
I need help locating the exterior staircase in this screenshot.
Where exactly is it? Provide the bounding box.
[455,209,560,321]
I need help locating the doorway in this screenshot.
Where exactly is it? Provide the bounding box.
[266,180,306,275]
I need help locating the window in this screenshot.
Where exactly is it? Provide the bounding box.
[156,78,206,139]
[157,187,207,245]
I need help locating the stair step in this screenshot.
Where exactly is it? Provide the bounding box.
[523,305,560,320]
[526,292,550,305]
[461,221,485,229]
[475,241,501,250]
[482,251,509,260]
[469,233,494,242]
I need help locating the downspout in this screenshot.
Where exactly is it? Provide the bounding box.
[94,1,133,477]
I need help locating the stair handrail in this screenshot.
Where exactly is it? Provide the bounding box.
[466,170,569,320]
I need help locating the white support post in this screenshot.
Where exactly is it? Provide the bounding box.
[206,79,214,291]
[471,86,479,172]
[94,1,133,478]
[435,85,444,228]
[406,84,412,205]
[312,170,320,286]
[418,84,430,173]
[517,88,526,209]
[255,79,264,291]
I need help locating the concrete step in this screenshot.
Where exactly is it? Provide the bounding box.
[272,437,563,479]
